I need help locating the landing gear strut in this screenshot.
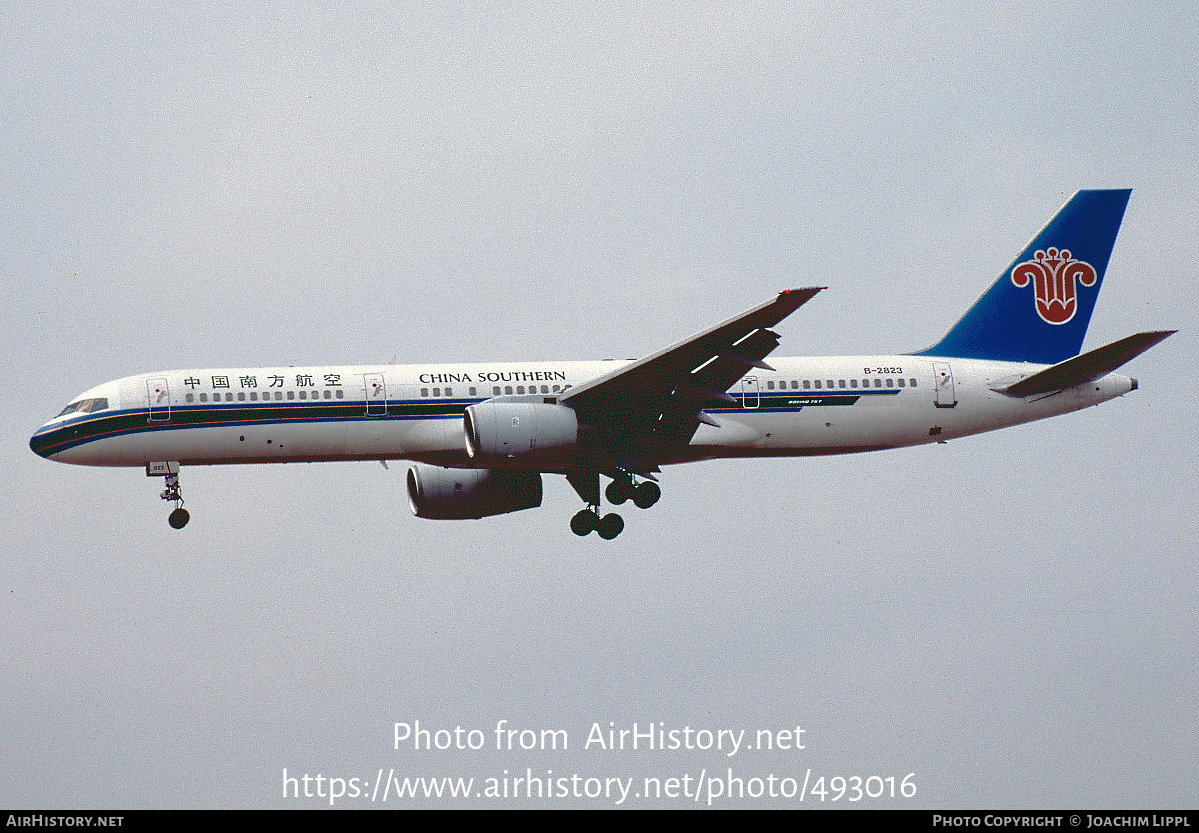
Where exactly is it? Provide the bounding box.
[148,462,189,529]
[566,470,659,540]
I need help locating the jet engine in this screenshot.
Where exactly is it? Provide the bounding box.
[406,464,543,520]
[463,400,578,465]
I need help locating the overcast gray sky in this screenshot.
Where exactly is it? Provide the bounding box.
[3,1,1196,808]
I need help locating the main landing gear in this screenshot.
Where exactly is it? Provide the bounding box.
[570,508,624,540]
[147,462,189,529]
[567,471,661,540]
[605,477,661,510]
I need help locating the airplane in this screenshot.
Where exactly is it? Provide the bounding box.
[30,189,1174,539]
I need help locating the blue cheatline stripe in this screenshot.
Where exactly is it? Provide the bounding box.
[31,399,481,457]
[34,387,904,457]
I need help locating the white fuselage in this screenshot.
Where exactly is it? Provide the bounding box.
[31,355,1136,470]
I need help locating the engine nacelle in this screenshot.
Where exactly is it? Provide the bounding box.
[463,400,578,465]
[406,464,543,520]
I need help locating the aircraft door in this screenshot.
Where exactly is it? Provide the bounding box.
[740,376,760,409]
[146,378,171,422]
[363,373,387,416]
[932,362,957,408]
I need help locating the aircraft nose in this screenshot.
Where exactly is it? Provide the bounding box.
[30,425,56,459]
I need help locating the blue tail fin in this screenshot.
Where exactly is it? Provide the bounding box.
[914,189,1131,364]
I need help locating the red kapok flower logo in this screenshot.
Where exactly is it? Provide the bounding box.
[1011,248,1098,325]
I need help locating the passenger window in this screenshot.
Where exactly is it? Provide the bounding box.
[814,380,822,389]
[469,386,477,396]
[238,392,246,401]
[886,378,894,387]
[838,380,846,388]
[433,388,441,397]
[910,378,918,387]
[186,394,194,402]
[850,379,858,388]
[287,391,295,400]
[336,390,344,399]
[421,388,429,397]
[493,386,501,396]
[874,379,882,388]
[504,386,513,395]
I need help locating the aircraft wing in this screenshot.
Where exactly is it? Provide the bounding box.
[560,288,824,468]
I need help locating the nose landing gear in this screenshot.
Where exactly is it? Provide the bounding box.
[148,462,189,529]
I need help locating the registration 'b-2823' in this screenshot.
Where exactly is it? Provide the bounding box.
[30,190,1174,538]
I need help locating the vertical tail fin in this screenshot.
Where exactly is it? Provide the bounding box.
[914,189,1131,364]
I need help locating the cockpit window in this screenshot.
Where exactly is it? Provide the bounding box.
[56,397,109,418]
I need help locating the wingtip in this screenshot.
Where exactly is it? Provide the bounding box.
[1137,329,1178,345]
[774,287,825,312]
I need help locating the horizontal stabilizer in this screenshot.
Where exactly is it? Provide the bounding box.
[996,330,1176,397]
